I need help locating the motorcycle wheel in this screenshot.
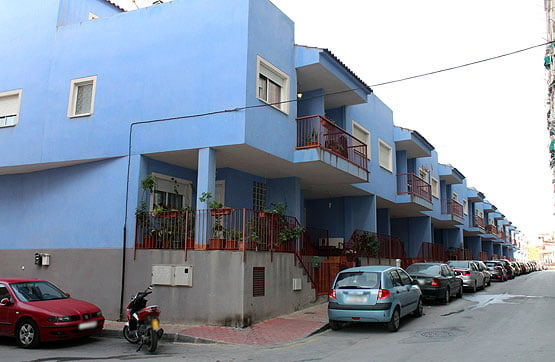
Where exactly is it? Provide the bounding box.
[123,325,140,344]
[145,327,158,353]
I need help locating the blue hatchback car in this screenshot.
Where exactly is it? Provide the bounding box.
[328,265,423,332]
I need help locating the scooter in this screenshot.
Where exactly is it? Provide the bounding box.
[122,285,164,353]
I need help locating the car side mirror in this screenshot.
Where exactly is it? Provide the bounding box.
[65,292,71,297]
[411,279,419,285]
[0,297,12,306]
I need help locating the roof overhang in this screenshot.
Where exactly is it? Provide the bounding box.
[439,164,465,185]
[394,127,435,158]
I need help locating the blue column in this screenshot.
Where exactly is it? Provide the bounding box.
[344,195,376,238]
[377,208,391,235]
[196,147,216,247]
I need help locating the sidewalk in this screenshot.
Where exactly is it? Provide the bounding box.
[102,301,329,346]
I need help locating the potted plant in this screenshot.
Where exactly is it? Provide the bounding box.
[199,192,230,248]
[261,202,305,251]
[356,232,379,258]
[136,175,156,248]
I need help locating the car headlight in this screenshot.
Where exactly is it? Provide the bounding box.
[92,311,103,318]
[47,315,79,322]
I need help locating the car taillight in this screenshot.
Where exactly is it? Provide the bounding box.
[328,289,336,300]
[377,289,390,300]
[430,278,440,287]
[464,271,471,276]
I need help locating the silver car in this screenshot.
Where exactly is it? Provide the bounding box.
[473,260,492,287]
[447,260,485,292]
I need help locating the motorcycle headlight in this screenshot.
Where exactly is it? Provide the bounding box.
[47,315,77,322]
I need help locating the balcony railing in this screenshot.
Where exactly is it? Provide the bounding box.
[344,230,406,260]
[441,199,464,219]
[296,115,368,170]
[135,208,302,252]
[485,224,497,235]
[473,215,485,230]
[417,242,446,261]
[396,173,432,203]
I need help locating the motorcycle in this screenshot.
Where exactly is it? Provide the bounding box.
[122,285,164,352]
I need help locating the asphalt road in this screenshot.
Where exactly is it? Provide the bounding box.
[1,269,554,362]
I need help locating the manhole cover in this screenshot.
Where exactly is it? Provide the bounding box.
[420,330,454,338]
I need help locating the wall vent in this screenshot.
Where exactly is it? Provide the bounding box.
[253,267,265,297]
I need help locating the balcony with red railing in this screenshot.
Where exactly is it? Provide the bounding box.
[439,198,464,225]
[135,208,302,253]
[473,215,485,230]
[485,224,497,236]
[296,115,368,171]
[396,173,432,204]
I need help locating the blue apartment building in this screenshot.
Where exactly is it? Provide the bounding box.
[0,0,518,325]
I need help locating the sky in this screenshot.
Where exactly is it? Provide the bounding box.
[115,0,554,241]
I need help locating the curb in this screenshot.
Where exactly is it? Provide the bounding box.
[100,328,219,345]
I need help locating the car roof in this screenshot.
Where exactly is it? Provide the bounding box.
[408,262,444,266]
[338,265,398,273]
[0,278,45,284]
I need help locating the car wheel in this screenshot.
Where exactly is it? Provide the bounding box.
[443,288,450,304]
[329,320,343,330]
[386,308,400,332]
[456,283,463,298]
[487,278,491,287]
[16,319,40,349]
[413,298,423,317]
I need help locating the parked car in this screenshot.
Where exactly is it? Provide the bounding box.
[447,260,485,292]
[496,259,515,279]
[484,260,507,281]
[472,261,492,287]
[510,262,521,276]
[0,278,104,348]
[328,266,423,332]
[405,263,463,304]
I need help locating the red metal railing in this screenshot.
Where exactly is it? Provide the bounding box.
[296,115,368,170]
[441,199,464,219]
[478,251,488,261]
[417,242,446,261]
[491,253,498,260]
[485,224,497,235]
[473,215,485,230]
[135,208,301,253]
[344,230,406,260]
[396,173,432,203]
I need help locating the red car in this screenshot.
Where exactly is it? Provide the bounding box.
[0,278,104,348]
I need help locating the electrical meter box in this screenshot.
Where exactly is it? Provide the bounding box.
[151,265,173,285]
[173,266,193,287]
[151,265,193,287]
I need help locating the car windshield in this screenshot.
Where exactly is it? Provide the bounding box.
[406,264,440,276]
[448,261,469,268]
[334,272,380,289]
[10,281,69,302]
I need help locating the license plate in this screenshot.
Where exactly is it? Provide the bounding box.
[346,296,367,303]
[78,320,98,330]
[152,319,159,330]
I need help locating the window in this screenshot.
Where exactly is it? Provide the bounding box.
[431,177,439,198]
[352,121,370,159]
[463,199,468,215]
[67,76,97,117]
[257,56,289,114]
[419,167,430,183]
[389,270,402,287]
[0,89,22,127]
[452,192,459,202]
[252,181,267,211]
[398,269,412,285]
[378,139,392,172]
[150,173,192,210]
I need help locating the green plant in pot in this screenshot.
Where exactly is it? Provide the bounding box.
[357,232,379,258]
[136,175,157,246]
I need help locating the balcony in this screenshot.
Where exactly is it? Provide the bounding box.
[135,208,302,253]
[296,115,368,171]
[473,215,485,230]
[437,198,465,226]
[394,173,433,216]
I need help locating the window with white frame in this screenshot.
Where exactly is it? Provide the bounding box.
[352,121,370,159]
[419,167,430,183]
[431,177,439,198]
[378,139,392,172]
[67,76,97,118]
[257,56,289,114]
[0,89,22,127]
[463,199,468,214]
[150,173,192,210]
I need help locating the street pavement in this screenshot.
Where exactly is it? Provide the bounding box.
[102,301,329,345]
